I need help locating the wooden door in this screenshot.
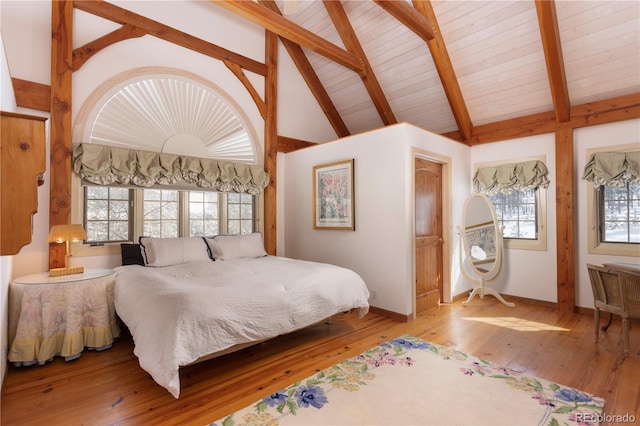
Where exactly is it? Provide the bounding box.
[415,157,443,313]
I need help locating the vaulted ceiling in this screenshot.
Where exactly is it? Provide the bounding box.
[213,0,639,145]
[10,1,639,147]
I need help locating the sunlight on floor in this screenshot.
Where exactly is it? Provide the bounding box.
[462,317,570,332]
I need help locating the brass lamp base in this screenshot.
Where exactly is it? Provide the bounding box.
[49,266,84,277]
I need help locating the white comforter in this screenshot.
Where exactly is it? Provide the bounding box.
[114,256,370,398]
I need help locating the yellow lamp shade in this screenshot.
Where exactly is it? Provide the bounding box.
[47,224,87,244]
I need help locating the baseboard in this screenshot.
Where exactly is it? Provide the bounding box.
[451,290,557,310]
[501,293,557,310]
[369,306,412,322]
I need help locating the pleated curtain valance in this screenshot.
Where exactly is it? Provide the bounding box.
[582,151,640,188]
[473,160,550,195]
[72,143,269,194]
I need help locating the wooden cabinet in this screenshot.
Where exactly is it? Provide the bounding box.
[1,111,47,255]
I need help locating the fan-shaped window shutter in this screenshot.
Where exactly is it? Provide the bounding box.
[85,75,257,163]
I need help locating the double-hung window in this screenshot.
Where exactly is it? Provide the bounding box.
[490,189,538,240]
[473,158,549,250]
[83,186,256,244]
[598,183,640,243]
[584,149,640,256]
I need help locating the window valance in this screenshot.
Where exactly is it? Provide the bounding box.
[582,151,640,188]
[473,160,550,195]
[72,143,269,194]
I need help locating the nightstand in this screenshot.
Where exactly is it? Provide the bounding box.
[8,268,121,366]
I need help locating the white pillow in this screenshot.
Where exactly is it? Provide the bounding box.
[205,233,267,260]
[139,237,210,267]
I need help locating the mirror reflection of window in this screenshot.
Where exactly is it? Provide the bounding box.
[470,245,487,260]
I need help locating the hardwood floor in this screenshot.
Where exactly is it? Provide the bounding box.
[2,298,639,425]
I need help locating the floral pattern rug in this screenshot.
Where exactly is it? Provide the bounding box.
[210,335,605,425]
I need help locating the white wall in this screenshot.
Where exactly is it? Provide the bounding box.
[470,133,558,303]
[282,123,470,315]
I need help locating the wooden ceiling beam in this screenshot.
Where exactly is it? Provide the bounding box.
[73,24,146,72]
[413,0,472,142]
[211,0,364,73]
[259,0,350,138]
[570,92,640,128]
[535,0,570,123]
[373,0,434,42]
[450,92,640,146]
[324,0,397,126]
[74,0,268,76]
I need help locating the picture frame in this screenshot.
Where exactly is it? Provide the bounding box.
[313,159,355,230]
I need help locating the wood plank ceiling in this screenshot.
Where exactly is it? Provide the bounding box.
[215,0,639,145]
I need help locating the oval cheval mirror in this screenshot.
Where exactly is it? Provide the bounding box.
[458,193,515,307]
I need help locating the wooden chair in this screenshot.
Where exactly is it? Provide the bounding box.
[587,263,640,356]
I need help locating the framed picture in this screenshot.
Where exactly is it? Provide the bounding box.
[313,159,355,230]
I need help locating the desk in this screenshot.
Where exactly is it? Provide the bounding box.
[8,269,121,366]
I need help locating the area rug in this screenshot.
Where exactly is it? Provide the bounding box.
[210,335,605,425]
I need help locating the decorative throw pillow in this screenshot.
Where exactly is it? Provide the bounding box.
[120,243,145,266]
[139,236,211,267]
[205,233,267,260]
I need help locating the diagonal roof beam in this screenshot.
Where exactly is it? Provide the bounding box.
[73,24,146,72]
[259,0,350,137]
[535,0,570,123]
[324,0,397,126]
[211,0,364,73]
[412,0,472,141]
[74,0,267,76]
[373,0,434,42]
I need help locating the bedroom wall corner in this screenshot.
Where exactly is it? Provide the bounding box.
[283,124,414,315]
[282,123,472,316]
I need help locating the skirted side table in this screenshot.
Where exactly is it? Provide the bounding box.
[8,268,121,365]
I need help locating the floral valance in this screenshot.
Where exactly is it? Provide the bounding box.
[582,151,640,188]
[473,160,550,195]
[73,143,269,194]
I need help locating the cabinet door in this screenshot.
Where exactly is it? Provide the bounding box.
[1,112,47,255]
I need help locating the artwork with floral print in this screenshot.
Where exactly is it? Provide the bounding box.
[313,159,354,230]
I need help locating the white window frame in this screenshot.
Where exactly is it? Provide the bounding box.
[475,156,548,252]
[586,144,639,257]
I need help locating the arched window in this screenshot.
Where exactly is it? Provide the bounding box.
[72,70,263,250]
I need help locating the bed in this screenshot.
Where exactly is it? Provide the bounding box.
[114,233,370,398]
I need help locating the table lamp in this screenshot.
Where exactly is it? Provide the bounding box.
[48,224,87,276]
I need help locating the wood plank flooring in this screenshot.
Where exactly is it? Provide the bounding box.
[2,298,639,425]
